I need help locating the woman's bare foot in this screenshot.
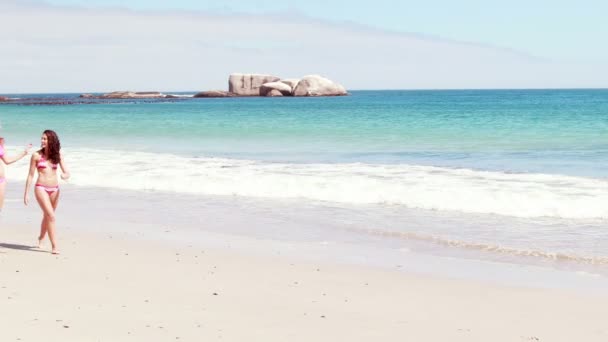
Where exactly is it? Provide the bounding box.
[36,238,43,248]
[51,248,60,255]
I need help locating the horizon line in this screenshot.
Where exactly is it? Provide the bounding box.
[2,87,608,95]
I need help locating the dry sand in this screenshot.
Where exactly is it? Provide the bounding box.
[1,224,607,342]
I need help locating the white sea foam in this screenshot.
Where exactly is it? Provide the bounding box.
[5,147,608,219]
[347,227,608,265]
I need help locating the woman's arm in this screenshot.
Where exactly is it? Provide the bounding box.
[59,152,70,180]
[24,153,37,206]
[1,144,32,165]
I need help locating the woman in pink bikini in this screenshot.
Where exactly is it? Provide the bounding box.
[0,137,32,211]
[24,130,70,255]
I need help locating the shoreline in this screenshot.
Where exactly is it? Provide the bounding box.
[0,181,608,292]
[1,182,607,290]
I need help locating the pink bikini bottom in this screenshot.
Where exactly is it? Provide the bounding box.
[35,183,59,195]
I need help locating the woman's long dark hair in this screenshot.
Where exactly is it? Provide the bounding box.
[40,130,61,165]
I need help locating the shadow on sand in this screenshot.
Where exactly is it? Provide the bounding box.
[0,242,47,253]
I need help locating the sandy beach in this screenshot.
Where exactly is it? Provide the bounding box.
[3,1,608,341]
[2,217,608,342]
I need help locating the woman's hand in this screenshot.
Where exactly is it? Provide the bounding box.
[61,172,70,181]
[24,143,32,154]
[24,194,29,206]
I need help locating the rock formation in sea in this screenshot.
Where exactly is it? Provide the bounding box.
[260,82,292,96]
[72,73,348,101]
[100,91,166,99]
[293,75,348,97]
[193,90,235,98]
[223,73,347,97]
[265,89,284,97]
[228,73,281,96]
[279,79,300,92]
[77,91,182,99]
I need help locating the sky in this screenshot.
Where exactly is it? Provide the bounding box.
[1,0,607,92]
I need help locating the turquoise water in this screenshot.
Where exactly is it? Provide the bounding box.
[2,90,607,176]
[1,89,608,270]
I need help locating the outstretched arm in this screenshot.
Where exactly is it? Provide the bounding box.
[24,153,37,206]
[59,152,70,180]
[1,144,32,165]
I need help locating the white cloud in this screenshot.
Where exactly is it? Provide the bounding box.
[0,1,606,92]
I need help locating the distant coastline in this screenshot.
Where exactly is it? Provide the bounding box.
[0,73,348,105]
[3,88,608,106]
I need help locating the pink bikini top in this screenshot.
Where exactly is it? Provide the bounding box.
[0,146,4,157]
[37,156,58,170]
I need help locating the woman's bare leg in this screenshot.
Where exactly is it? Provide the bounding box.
[37,190,60,246]
[38,216,48,247]
[35,188,60,254]
[48,190,60,253]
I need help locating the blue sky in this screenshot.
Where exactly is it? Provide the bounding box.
[46,0,607,62]
[1,0,606,91]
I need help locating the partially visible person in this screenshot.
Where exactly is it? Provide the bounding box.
[0,137,32,211]
[24,130,70,254]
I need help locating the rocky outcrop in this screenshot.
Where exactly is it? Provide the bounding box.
[229,73,280,96]
[99,91,166,99]
[0,96,9,102]
[265,89,284,97]
[293,75,347,97]
[100,91,138,98]
[280,79,300,91]
[84,75,346,100]
[133,92,164,97]
[193,90,235,98]
[78,91,171,99]
[260,82,292,96]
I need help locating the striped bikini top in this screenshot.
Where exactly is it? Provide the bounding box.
[37,155,58,170]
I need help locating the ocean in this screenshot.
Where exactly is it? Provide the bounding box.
[1,89,607,278]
